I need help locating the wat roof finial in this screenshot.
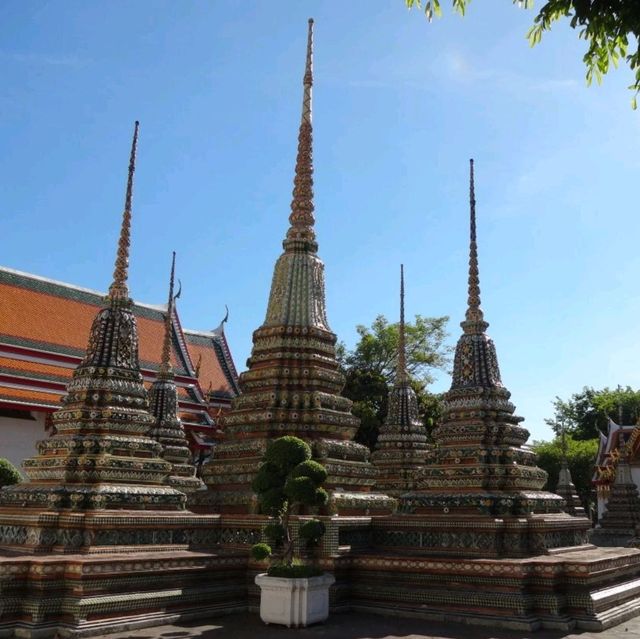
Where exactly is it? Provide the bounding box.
[159,251,177,378]
[462,158,488,334]
[397,264,408,382]
[285,18,316,252]
[109,121,139,302]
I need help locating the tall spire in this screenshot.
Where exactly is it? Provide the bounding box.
[397,264,408,382]
[109,121,139,302]
[284,18,316,252]
[159,251,176,378]
[463,158,487,334]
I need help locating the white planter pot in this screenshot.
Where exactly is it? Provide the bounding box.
[255,572,335,627]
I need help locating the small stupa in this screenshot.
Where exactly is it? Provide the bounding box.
[555,421,586,516]
[200,20,395,516]
[148,252,205,494]
[371,265,429,495]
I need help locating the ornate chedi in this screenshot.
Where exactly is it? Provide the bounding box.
[555,425,586,517]
[341,162,640,631]
[370,265,429,495]
[389,160,591,557]
[591,447,640,547]
[200,20,394,516]
[0,122,217,554]
[148,252,205,494]
[556,460,587,516]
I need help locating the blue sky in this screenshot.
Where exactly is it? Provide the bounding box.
[1,1,639,442]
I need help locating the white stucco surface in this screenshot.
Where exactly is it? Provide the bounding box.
[0,411,47,477]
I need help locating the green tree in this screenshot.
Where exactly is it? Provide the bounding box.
[0,459,21,487]
[250,436,328,578]
[338,314,450,448]
[531,436,599,507]
[406,0,640,108]
[546,386,640,440]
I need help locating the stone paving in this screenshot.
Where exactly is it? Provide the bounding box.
[108,610,640,639]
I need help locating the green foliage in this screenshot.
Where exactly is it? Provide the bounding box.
[251,436,329,571]
[405,0,640,107]
[546,386,640,440]
[251,542,272,561]
[263,522,285,543]
[258,487,286,516]
[0,458,21,487]
[265,436,311,472]
[338,314,449,449]
[251,462,283,494]
[531,436,599,506]
[299,519,326,543]
[341,314,451,384]
[284,476,318,504]
[291,459,328,484]
[267,564,323,578]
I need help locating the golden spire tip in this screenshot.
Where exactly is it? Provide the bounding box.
[397,264,407,381]
[463,157,486,331]
[108,121,139,302]
[159,251,176,377]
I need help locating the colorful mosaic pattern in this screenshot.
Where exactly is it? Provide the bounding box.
[398,161,590,553]
[0,123,218,553]
[371,266,429,495]
[591,452,640,547]
[148,253,205,494]
[200,21,394,516]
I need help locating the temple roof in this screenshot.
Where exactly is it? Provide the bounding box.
[592,417,639,485]
[0,266,239,434]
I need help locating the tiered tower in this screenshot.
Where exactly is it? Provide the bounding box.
[0,123,216,553]
[391,160,591,556]
[148,252,205,494]
[591,447,640,547]
[371,265,429,495]
[555,423,586,516]
[201,20,395,516]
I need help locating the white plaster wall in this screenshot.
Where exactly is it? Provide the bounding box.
[0,411,48,478]
[631,465,640,489]
[597,493,607,520]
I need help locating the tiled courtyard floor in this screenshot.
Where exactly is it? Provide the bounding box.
[108,611,640,639]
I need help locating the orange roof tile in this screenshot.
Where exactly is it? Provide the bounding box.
[0,282,96,352]
[186,341,233,396]
[0,386,62,406]
[0,267,238,422]
[0,356,73,379]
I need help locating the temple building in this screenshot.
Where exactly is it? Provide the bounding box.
[591,445,640,547]
[0,123,247,634]
[593,417,640,520]
[2,19,640,638]
[0,265,239,474]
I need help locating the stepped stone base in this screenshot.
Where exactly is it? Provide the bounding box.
[342,545,640,631]
[2,514,640,636]
[0,509,221,554]
[590,526,640,549]
[371,512,592,559]
[0,549,247,638]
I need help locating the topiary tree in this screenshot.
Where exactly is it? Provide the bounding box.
[250,436,328,577]
[0,458,21,487]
